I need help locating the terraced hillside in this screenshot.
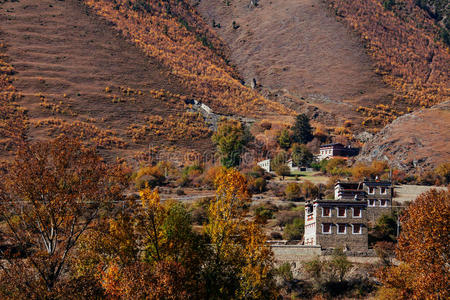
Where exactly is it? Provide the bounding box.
[0,0,216,162]
[191,0,395,126]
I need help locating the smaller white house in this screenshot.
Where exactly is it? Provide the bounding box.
[257,159,271,173]
[257,158,312,173]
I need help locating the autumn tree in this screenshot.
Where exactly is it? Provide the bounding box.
[377,189,449,299]
[291,143,314,167]
[300,180,320,200]
[278,128,291,150]
[291,114,313,144]
[204,168,278,299]
[285,182,302,201]
[0,137,128,298]
[275,164,291,180]
[212,118,253,168]
[75,187,207,299]
[270,150,288,170]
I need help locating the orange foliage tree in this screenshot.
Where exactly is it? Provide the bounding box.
[0,137,129,298]
[377,189,449,299]
[75,187,207,299]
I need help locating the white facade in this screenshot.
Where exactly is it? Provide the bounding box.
[318,147,335,161]
[304,203,317,245]
[257,159,271,173]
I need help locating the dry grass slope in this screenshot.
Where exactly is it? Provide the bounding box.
[84,0,290,117]
[326,0,450,109]
[192,0,395,127]
[0,0,219,162]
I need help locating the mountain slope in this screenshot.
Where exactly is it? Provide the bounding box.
[83,0,290,117]
[359,101,450,172]
[0,0,215,162]
[191,0,395,126]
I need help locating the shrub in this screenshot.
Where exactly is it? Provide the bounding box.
[254,206,274,224]
[259,120,272,130]
[276,262,294,282]
[328,248,353,282]
[369,213,397,245]
[435,162,450,185]
[270,231,283,240]
[134,165,166,189]
[156,161,179,180]
[202,165,223,187]
[351,161,389,180]
[178,164,203,187]
[300,180,319,200]
[190,205,208,225]
[275,164,291,179]
[275,210,300,229]
[325,158,349,176]
[248,177,267,194]
[283,217,304,240]
[285,183,302,201]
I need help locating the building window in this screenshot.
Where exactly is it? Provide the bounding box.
[352,224,362,234]
[353,207,362,218]
[368,187,375,194]
[368,199,376,207]
[322,223,332,234]
[337,207,346,217]
[337,224,347,234]
[381,187,387,194]
[380,199,388,207]
[322,207,331,217]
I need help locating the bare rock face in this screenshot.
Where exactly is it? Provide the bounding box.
[358,101,450,173]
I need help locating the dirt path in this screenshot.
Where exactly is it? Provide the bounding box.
[0,0,212,161]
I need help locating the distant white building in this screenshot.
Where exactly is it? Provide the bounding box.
[257,158,312,173]
[257,159,271,173]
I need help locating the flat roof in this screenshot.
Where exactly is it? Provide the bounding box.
[320,143,344,148]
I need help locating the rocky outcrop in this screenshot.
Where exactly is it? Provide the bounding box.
[358,101,450,172]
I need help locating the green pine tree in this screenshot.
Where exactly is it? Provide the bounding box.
[291,114,313,144]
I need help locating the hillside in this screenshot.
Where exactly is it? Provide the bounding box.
[0,0,297,164]
[0,0,448,171]
[191,0,395,127]
[192,0,449,170]
[0,0,218,162]
[359,101,450,173]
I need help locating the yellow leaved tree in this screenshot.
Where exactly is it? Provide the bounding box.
[205,167,277,299]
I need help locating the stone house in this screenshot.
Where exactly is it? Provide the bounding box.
[317,143,359,161]
[335,180,393,223]
[303,179,394,251]
[304,196,368,251]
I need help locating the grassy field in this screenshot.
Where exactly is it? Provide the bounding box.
[394,184,448,203]
[281,171,329,185]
